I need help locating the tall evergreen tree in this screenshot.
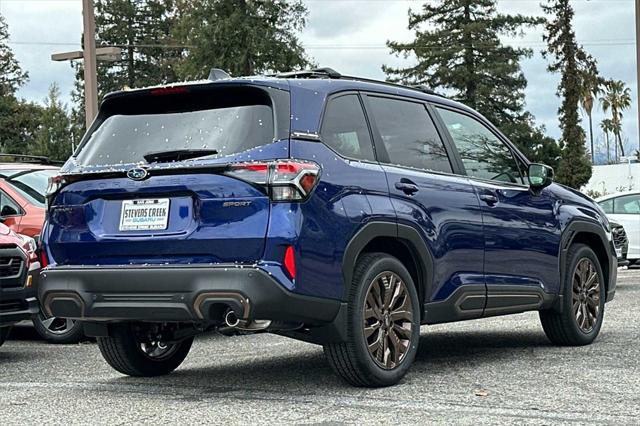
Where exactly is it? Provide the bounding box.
[384,1,542,126]
[383,1,559,167]
[173,0,313,79]
[542,0,592,189]
[0,14,28,96]
[31,84,74,161]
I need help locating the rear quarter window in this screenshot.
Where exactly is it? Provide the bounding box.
[320,94,375,161]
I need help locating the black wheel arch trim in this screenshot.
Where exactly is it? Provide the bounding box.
[341,221,434,310]
[559,219,615,305]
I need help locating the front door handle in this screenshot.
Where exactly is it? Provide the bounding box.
[479,193,499,205]
[395,181,419,195]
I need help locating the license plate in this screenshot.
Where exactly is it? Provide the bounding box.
[119,199,170,231]
[615,247,622,258]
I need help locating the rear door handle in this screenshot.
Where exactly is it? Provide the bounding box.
[479,193,499,205]
[395,181,419,195]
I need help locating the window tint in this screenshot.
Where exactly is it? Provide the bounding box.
[0,169,58,208]
[437,108,523,184]
[599,199,614,214]
[367,97,452,173]
[0,191,21,217]
[321,95,375,161]
[613,194,640,214]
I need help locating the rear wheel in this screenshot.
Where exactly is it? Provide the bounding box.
[97,323,193,377]
[0,326,10,347]
[33,313,84,344]
[324,253,420,387]
[540,244,606,346]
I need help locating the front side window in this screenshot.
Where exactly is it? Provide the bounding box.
[321,94,375,161]
[613,194,640,214]
[367,96,452,173]
[437,108,523,184]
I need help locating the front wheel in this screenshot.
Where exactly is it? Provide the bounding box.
[324,253,420,387]
[97,323,193,377]
[540,244,606,346]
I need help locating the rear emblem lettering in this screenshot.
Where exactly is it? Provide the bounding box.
[223,201,252,208]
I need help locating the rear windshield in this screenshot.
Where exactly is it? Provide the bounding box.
[73,85,283,168]
[0,169,58,207]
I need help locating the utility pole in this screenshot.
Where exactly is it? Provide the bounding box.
[51,0,121,129]
[82,0,98,129]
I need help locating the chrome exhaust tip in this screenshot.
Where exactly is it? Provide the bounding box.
[224,310,240,327]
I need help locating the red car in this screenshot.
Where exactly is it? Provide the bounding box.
[0,155,83,343]
[0,155,59,238]
[0,222,40,348]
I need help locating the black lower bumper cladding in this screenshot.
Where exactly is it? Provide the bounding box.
[39,265,341,326]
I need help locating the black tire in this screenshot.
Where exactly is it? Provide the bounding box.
[0,326,10,347]
[97,323,193,377]
[324,253,420,387]
[540,244,606,346]
[33,314,84,344]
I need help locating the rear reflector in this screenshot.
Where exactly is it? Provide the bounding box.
[284,246,296,279]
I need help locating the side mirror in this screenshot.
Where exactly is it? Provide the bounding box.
[528,163,554,190]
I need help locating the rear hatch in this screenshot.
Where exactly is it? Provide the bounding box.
[45,82,290,266]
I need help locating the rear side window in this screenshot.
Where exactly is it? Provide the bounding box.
[367,96,452,173]
[613,194,640,214]
[437,108,524,184]
[321,94,375,161]
[74,86,280,168]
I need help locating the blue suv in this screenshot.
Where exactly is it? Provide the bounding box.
[39,69,617,387]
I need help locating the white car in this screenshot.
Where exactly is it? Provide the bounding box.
[596,191,640,265]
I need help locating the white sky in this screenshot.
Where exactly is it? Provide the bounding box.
[1,0,638,155]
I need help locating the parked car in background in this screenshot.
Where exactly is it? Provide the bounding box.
[0,223,40,348]
[610,220,629,267]
[597,191,640,266]
[39,69,617,386]
[0,154,83,343]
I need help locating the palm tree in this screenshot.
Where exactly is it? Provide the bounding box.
[600,119,612,164]
[600,79,632,160]
[579,58,601,163]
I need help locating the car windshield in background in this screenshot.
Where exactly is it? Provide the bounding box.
[74,105,274,167]
[0,169,58,207]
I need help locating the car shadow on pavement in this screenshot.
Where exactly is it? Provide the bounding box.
[105,328,553,391]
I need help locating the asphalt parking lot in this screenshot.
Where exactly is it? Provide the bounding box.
[1,267,639,425]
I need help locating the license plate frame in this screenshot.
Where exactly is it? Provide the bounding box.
[119,198,170,231]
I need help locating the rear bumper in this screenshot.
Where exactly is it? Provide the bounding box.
[38,265,341,325]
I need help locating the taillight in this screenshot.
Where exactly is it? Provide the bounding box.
[284,245,296,279]
[38,247,49,268]
[226,160,320,201]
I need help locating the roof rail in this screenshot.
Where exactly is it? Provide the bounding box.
[0,153,65,166]
[275,68,445,98]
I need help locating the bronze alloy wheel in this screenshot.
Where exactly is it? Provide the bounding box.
[363,271,414,369]
[572,258,601,333]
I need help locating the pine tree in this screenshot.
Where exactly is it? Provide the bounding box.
[173,0,313,79]
[384,1,542,126]
[0,14,28,96]
[31,84,74,161]
[542,0,592,189]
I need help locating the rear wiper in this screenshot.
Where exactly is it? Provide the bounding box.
[143,149,219,163]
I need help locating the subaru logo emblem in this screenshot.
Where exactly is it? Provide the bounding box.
[127,167,148,181]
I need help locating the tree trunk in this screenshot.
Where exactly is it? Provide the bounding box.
[618,133,626,158]
[605,131,610,164]
[588,113,594,163]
